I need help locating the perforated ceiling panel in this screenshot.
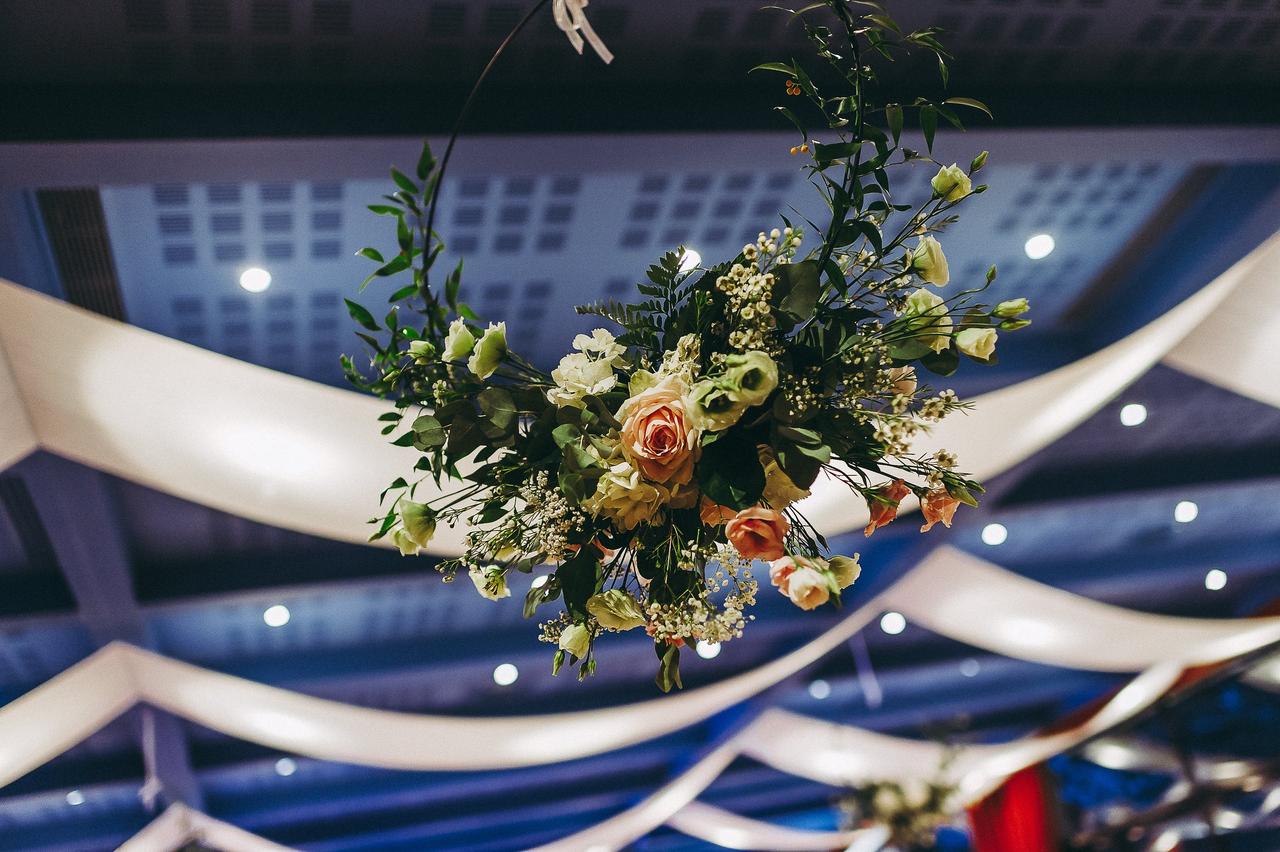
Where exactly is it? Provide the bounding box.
[97,148,1186,383]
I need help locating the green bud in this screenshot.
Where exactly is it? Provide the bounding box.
[992,298,1029,318]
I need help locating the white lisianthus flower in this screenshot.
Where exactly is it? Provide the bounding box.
[911,235,950,286]
[407,339,436,364]
[993,297,1030,318]
[955,327,998,360]
[572,328,627,364]
[583,454,669,530]
[558,623,591,658]
[723,351,778,407]
[758,447,810,509]
[468,565,511,601]
[391,528,420,556]
[827,554,861,589]
[904,288,953,354]
[442,318,475,363]
[548,352,618,408]
[467,321,507,379]
[930,163,972,202]
[399,499,437,549]
[587,589,647,631]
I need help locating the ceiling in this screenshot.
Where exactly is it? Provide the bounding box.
[1,0,1280,849]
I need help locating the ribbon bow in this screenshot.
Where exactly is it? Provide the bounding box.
[553,0,614,64]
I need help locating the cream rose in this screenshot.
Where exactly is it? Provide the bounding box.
[911,235,949,286]
[904,288,953,354]
[583,455,668,530]
[930,163,972,202]
[617,374,699,484]
[955,327,997,360]
[725,506,789,561]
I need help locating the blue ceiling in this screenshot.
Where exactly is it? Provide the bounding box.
[2,1,1280,849]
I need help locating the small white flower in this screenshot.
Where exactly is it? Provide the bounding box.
[468,565,511,601]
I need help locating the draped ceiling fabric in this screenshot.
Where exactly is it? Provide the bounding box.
[2,550,1279,850]
[118,803,296,852]
[0,230,1277,553]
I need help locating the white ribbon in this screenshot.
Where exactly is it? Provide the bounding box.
[552,0,614,64]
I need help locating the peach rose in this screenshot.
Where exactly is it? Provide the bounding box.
[864,479,911,537]
[725,505,789,561]
[920,489,960,532]
[700,496,737,527]
[769,555,831,610]
[618,375,699,484]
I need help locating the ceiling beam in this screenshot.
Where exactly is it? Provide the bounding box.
[13,454,204,810]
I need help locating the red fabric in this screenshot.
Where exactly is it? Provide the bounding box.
[967,766,1059,852]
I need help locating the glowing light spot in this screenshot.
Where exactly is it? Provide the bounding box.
[808,678,831,700]
[263,604,290,627]
[1174,501,1198,523]
[981,523,1008,546]
[1023,233,1055,260]
[1120,403,1147,427]
[1204,569,1227,591]
[274,757,297,777]
[880,611,906,635]
[239,267,272,293]
[531,575,549,589]
[960,658,981,678]
[493,663,519,686]
[65,790,85,806]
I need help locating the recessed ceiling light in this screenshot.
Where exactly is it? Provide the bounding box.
[981,523,1008,546]
[493,663,519,686]
[1024,233,1055,260]
[1119,403,1147,427]
[960,658,981,678]
[65,790,85,806]
[239,267,272,293]
[263,604,291,628]
[1204,568,1227,591]
[1174,501,1199,524]
[880,611,907,635]
[695,640,721,659]
[807,678,831,700]
[678,249,701,273]
[274,757,297,777]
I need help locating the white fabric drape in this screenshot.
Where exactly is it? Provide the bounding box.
[1,550,1276,788]
[0,549,1276,849]
[118,803,296,852]
[801,231,1280,533]
[1,234,1277,554]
